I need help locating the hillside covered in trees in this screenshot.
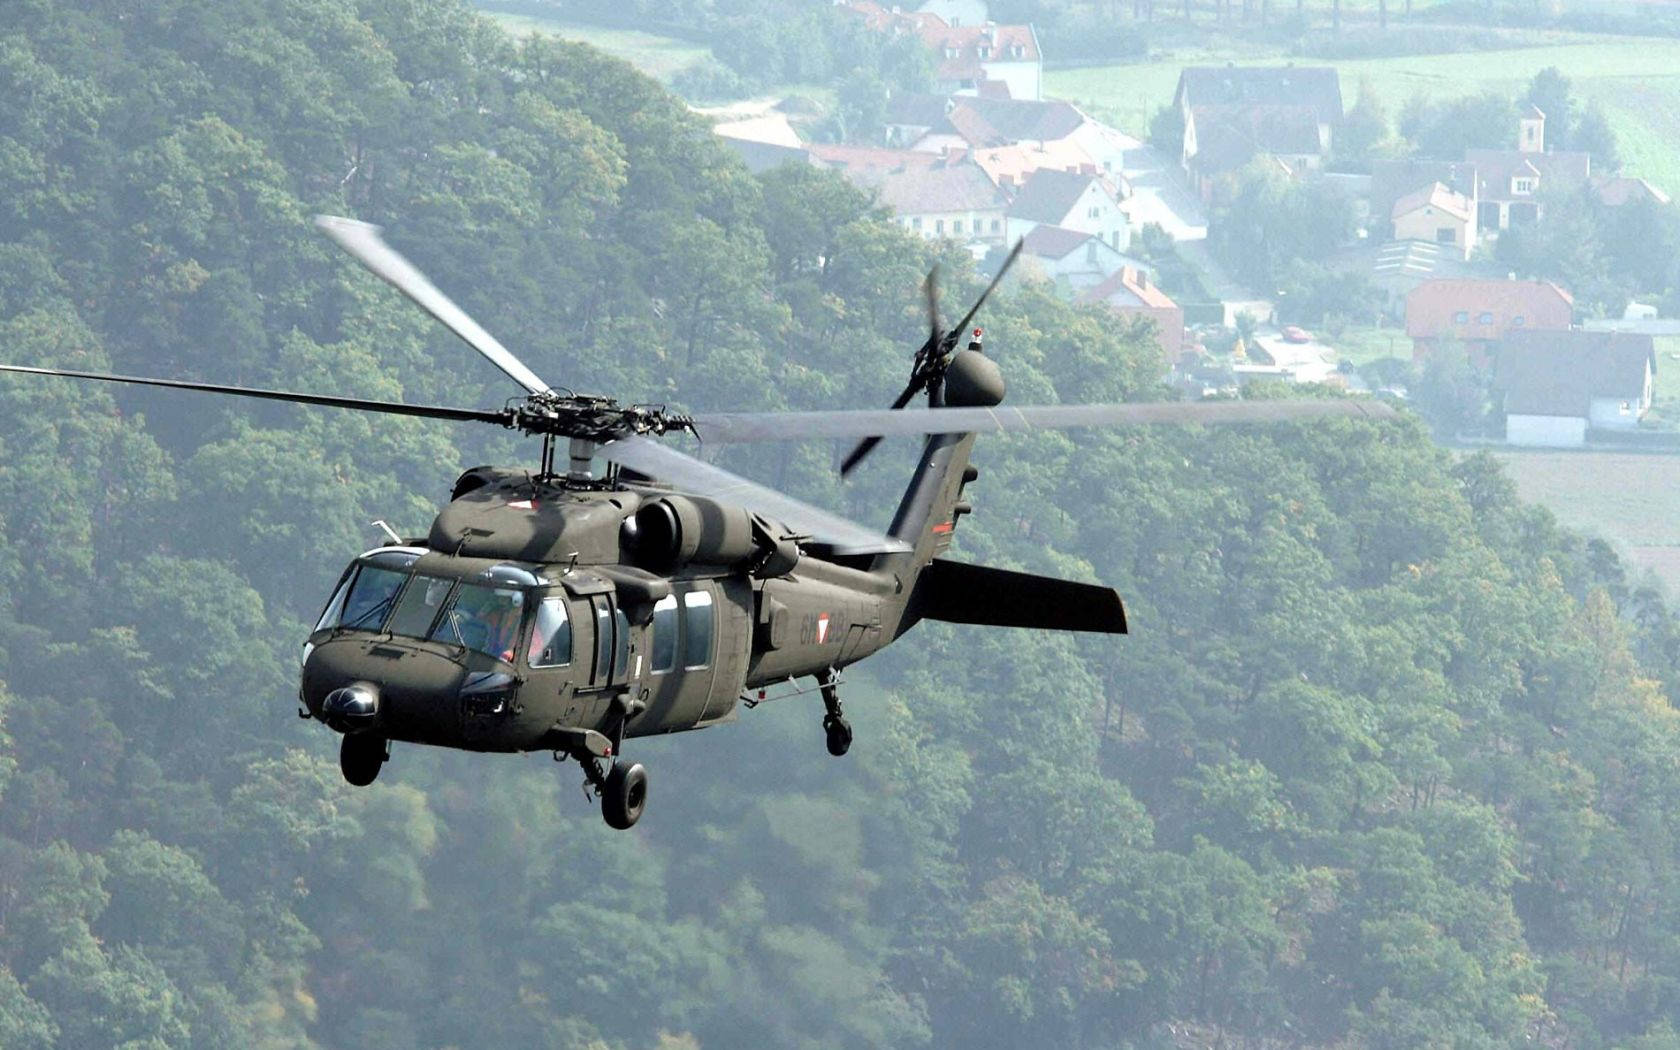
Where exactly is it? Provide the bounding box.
[5,1,1680,1047]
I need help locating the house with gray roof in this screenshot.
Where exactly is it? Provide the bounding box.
[1004,168,1127,251]
[1181,103,1326,200]
[1464,108,1590,231]
[1174,65,1342,188]
[869,156,1011,246]
[1015,224,1144,290]
[1498,329,1655,446]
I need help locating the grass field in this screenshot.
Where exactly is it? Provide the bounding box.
[484,12,711,81]
[1048,37,1680,193]
[1491,449,1680,591]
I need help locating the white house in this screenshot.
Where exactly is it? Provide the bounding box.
[1004,169,1128,251]
[1016,225,1146,290]
[1500,330,1656,447]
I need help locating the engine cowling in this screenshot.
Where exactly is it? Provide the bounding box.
[628,495,797,577]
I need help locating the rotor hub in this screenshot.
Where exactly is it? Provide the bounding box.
[508,393,694,443]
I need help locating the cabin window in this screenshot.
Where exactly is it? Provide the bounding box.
[614,607,630,677]
[593,597,612,679]
[528,597,572,668]
[650,595,679,673]
[431,583,524,661]
[389,575,453,638]
[684,590,714,670]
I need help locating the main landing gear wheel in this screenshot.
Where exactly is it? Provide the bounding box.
[824,714,853,757]
[340,734,387,787]
[601,760,649,830]
[818,670,851,756]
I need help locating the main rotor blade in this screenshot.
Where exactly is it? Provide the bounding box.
[0,364,511,425]
[599,435,911,555]
[315,215,553,396]
[946,239,1023,347]
[691,398,1397,443]
[837,378,924,477]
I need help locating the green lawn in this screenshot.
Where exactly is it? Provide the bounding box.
[1491,448,1680,591]
[483,11,711,81]
[1048,37,1680,193]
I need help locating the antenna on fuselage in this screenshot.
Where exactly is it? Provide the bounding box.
[371,519,403,545]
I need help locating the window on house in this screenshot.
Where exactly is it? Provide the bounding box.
[1454,310,1469,324]
[952,220,963,234]
[991,219,1001,232]
[1512,315,1525,326]
[935,219,944,233]
[1437,227,1455,243]
[911,216,922,230]
[977,45,990,58]
[944,46,958,58]
[1478,311,1495,324]
[1513,177,1535,194]
[1087,205,1100,218]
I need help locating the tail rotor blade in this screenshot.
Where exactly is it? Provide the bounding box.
[945,238,1023,348]
[922,265,941,359]
[838,378,923,476]
[315,215,554,396]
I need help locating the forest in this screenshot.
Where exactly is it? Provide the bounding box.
[5,1,1680,1047]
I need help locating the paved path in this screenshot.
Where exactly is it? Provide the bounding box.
[1120,144,1208,241]
[1177,239,1272,324]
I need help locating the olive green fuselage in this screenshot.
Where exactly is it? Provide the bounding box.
[297,442,971,754]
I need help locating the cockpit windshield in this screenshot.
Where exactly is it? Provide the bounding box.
[430,583,525,662]
[313,551,534,663]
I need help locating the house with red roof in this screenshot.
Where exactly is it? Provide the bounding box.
[1391,182,1477,259]
[840,3,1041,100]
[1405,277,1574,365]
[1082,266,1184,362]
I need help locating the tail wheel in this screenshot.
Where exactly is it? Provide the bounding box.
[340,734,387,787]
[601,761,649,830]
[823,714,853,757]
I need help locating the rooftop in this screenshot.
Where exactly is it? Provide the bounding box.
[1190,104,1323,176]
[1175,65,1344,121]
[1391,181,1473,224]
[1500,329,1654,417]
[1007,168,1109,223]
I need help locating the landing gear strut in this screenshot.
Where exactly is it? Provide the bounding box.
[340,733,387,786]
[552,695,650,830]
[819,670,852,757]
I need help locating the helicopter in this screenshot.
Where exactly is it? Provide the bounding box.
[0,216,1393,829]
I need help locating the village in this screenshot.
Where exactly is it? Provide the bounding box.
[706,0,1672,451]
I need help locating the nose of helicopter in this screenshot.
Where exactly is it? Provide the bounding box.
[321,682,380,732]
[301,636,475,745]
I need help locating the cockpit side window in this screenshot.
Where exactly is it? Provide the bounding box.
[529,597,573,668]
[336,565,411,631]
[314,568,355,632]
[433,583,525,661]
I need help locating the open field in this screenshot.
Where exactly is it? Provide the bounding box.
[1491,449,1680,591]
[1049,37,1680,192]
[483,11,711,80]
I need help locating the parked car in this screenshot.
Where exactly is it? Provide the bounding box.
[1281,325,1312,344]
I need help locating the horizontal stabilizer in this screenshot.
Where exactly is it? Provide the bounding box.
[916,559,1126,634]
